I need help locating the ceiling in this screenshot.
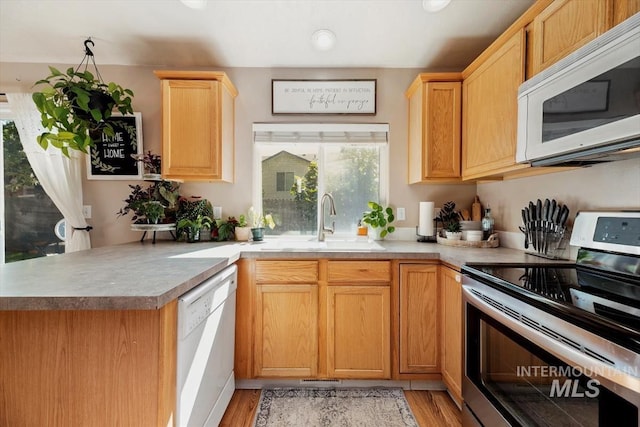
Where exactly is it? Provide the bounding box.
[0,0,534,69]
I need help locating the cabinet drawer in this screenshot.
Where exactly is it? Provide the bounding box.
[255,261,318,283]
[327,261,390,283]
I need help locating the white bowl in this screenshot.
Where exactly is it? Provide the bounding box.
[465,230,483,241]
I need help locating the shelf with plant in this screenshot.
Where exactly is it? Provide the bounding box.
[132,150,162,180]
[117,180,180,225]
[362,201,395,239]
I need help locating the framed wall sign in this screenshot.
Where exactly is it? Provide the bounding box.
[86,113,143,180]
[272,79,376,115]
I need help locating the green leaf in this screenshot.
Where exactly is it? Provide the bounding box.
[387,226,395,233]
[380,229,388,238]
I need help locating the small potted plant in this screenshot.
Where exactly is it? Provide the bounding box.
[362,201,395,240]
[234,214,251,241]
[215,217,239,241]
[248,207,276,241]
[132,151,162,180]
[437,201,462,239]
[177,214,212,243]
[32,65,134,156]
[141,200,165,224]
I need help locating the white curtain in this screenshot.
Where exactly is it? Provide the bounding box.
[6,93,91,252]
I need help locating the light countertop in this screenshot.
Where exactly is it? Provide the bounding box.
[0,239,566,311]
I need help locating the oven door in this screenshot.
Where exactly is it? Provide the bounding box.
[462,278,640,427]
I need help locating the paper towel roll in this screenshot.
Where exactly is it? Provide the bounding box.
[418,202,435,237]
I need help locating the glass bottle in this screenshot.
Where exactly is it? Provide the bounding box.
[482,207,494,240]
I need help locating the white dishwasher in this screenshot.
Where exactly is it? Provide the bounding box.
[177,265,237,427]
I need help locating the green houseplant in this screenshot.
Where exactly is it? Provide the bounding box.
[248,207,275,241]
[234,214,251,241]
[436,201,461,239]
[362,201,395,239]
[177,214,213,243]
[32,66,134,156]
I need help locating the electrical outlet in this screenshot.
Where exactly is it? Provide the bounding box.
[213,206,222,220]
[397,207,406,221]
[83,205,92,219]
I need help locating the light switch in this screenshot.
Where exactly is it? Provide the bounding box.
[83,205,92,219]
[397,207,405,221]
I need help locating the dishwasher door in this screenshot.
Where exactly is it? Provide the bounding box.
[177,264,237,427]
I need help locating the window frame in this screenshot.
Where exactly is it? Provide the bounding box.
[252,123,389,239]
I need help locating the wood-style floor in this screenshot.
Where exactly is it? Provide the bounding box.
[220,389,462,427]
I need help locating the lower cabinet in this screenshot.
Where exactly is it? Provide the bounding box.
[440,265,463,404]
[249,259,391,380]
[327,285,390,378]
[399,263,440,374]
[254,284,318,377]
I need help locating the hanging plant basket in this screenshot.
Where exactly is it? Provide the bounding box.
[32,39,134,156]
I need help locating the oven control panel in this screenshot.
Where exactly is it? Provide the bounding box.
[594,216,640,246]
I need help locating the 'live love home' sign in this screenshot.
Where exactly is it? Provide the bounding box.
[86,113,143,180]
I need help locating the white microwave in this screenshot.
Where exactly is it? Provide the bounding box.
[516,13,640,166]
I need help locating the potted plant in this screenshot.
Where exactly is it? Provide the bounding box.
[248,207,276,241]
[234,214,251,241]
[117,181,180,224]
[177,214,212,243]
[32,65,134,156]
[132,151,162,180]
[140,201,165,224]
[215,217,239,241]
[362,201,395,240]
[436,201,462,239]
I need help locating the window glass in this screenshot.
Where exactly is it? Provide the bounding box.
[258,142,384,237]
[2,118,64,263]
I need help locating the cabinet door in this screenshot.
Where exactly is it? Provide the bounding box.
[399,264,439,373]
[160,78,233,182]
[612,0,640,26]
[327,286,390,379]
[255,284,318,377]
[462,29,527,180]
[407,77,461,183]
[440,266,462,404]
[531,0,611,75]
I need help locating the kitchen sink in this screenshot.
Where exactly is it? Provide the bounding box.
[259,238,385,252]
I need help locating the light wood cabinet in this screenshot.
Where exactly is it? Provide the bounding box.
[530,0,612,76]
[0,303,177,426]
[247,259,391,380]
[252,260,319,378]
[406,74,462,183]
[612,0,640,26]
[440,265,462,405]
[462,29,529,180]
[255,284,318,377]
[154,70,237,182]
[326,285,390,378]
[398,263,440,374]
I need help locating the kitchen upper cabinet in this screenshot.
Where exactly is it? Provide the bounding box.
[440,265,462,405]
[399,263,440,374]
[326,261,391,379]
[154,71,237,182]
[406,74,462,183]
[462,29,529,180]
[612,0,640,26]
[530,0,612,76]
[252,261,319,378]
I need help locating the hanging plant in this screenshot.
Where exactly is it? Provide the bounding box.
[31,39,134,157]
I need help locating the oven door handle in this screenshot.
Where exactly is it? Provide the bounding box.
[463,284,640,397]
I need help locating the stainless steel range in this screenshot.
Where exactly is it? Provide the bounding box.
[461,211,640,427]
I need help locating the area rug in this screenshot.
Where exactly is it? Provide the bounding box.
[253,387,419,427]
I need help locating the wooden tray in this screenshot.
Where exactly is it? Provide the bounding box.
[437,233,499,248]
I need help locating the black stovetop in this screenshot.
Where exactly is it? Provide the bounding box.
[462,258,640,352]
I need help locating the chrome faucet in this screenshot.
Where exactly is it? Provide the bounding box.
[317,193,337,241]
